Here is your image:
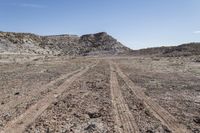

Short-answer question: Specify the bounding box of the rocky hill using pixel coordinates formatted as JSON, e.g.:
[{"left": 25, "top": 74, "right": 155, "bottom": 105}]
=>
[
  {"left": 0, "top": 32, "right": 132, "bottom": 56},
  {"left": 133, "top": 43, "right": 200, "bottom": 57}
]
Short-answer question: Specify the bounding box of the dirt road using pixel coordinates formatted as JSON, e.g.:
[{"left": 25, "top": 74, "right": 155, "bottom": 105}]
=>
[
  {"left": 112, "top": 61, "right": 190, "bottom": 133},
  {"left": 110, "top": 62, "right": 139, "bottom": 133}
]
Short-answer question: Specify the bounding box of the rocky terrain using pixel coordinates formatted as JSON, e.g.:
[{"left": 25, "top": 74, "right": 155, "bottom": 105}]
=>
[
  {"left": 0, "top": 32, "right": 131, "bottom": 56},
  {"left": 0, "top": 55, "right": 199, "bottom": 133},
  {"left": 134, "top": 43, "right": 200, "bottom": 57},
  {"left": 0, "top": 31, "right": 200, "bottom": 133}
]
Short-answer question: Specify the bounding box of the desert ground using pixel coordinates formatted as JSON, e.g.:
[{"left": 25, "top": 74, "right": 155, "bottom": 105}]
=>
[{"left": 0, "top": 54, "right": 199, "bottom": 133}]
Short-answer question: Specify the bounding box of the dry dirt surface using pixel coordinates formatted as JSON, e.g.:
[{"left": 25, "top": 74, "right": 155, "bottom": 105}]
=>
[{"left": 0, "top": 55, "right": 199, "bottom": 133}]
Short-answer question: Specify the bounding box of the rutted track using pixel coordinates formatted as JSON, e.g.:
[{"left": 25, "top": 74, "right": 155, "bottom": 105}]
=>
[
  {"left": 113, "top": 61, "right": 191, "bottom": 133},
  {"left": 110, "top": 62, "right": 139, "bottom": 133},
  {"left": 0, "top": 67, "right": 84, "bottom": 113},
  {"left": 0, "top": 60, "right": 86, "bottom": 131},
  {"left": 25, "top": 60, "right": 114, "bottom": 133},
  {"left": 1, "top": 62, "right": 98, "bottom": 133}
]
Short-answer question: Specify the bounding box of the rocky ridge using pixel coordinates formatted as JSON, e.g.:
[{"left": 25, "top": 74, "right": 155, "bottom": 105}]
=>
[
  {"left": 134, "top": 43, "right": 200, "bottom": 57},
  {"left": 0, "top": 32, "right": 132, "bottom": 56}
]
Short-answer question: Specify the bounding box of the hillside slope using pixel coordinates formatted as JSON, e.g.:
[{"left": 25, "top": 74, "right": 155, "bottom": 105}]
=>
[
  {"left": 0, "top": 32, "right": 132, "bottom": 56},
  {"left": 134, "top": 43, "right": 200, "bottom": 57}
]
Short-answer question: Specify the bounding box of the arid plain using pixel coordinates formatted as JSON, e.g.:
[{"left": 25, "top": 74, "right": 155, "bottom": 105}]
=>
[{"left": 0, "top": 54, "right": 199, "bottom": 133}]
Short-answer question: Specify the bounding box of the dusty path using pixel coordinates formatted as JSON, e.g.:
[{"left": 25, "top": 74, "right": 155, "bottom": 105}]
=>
[
  {"left": 110, "top": 62, "right": 139, "bottom": 133},
  {"left": 1, "top": 62, "right": 97, "bottom": 133},
  {"left": 113, "top": 61, "right": 190, "bottom": 133}
]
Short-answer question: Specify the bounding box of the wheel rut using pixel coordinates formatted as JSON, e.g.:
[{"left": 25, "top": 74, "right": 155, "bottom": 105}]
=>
[
  {"left": 1, "top": 62, "right": 98, "bottom": 133},
  {"left": 110, "top": 62, "right": 139, "bottom": 133},
  {"left": 0, "top": 67, "right": 84, "bottom": 113},
  {"left": 113, "top": 61, "right": 191, "bottom": 133}
]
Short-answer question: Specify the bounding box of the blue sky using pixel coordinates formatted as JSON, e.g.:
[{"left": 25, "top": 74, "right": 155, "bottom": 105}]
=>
[{"left": 0, "top": 0, "right": 200, "bottom": 49}]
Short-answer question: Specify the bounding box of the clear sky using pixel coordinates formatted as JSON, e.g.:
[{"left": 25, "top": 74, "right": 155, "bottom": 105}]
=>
[{"left": 0, "top": 0, "right": 200, "bottom": 49}]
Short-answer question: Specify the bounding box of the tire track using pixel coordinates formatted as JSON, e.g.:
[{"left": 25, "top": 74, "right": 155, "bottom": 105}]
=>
[
  {"left": 1, "top": 62, "right": 98, "bottom": 133},
  {"left": 0, "top": 67, "right": 83, "bottom": 131},
  {"left": 113, "top": 61, "right": 190, "bottom": 133},
  {"left": 110, "top": 62, "right": 139, "bottom": 133},
  {"left": 0, "top": 67, "right": 84, "bottom": 113}
]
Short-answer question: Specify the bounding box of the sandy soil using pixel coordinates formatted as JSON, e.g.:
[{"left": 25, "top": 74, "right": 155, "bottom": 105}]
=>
[{"left": 0, "top": 55, "right": 199, "bottom": 133}]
